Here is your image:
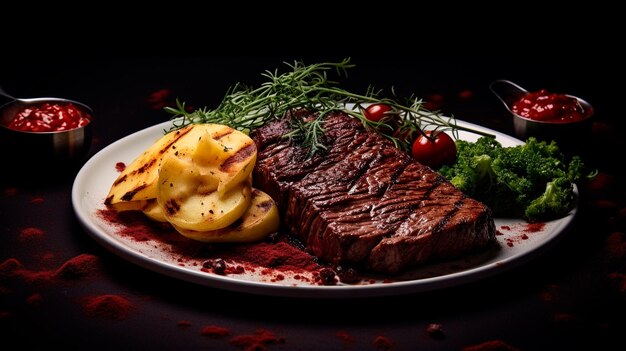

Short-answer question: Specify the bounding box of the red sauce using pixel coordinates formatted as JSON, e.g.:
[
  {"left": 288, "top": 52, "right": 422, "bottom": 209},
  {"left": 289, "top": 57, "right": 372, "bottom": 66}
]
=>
[
  {"left": 115, "top": 162, "right": 126, "bottom": 172},
  {"left": 7, "top": 102, "right": 90, "bottom": 132},
  {"left": 512, "top": 89, "right": 585, "bottom": 123}
]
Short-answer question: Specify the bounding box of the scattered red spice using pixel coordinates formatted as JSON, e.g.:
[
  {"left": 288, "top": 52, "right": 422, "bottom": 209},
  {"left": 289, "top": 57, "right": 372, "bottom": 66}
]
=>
[
  {"left": 0, "top": 254, "right": 99, "bottom": 283},
  {"left": 604, "top": 232, "right": 626, "bottom": 259},
  {"left": 221, "top": 242, "right": 320, "bottom": 273},
  {"left": 584, "top": 172, "right": 616, "bottom": 198},
  {"left": 521, "top": 234, "right": 529, "bottom": 240},
  {"left": 373, "top": 335, "right": 394, "bottom": 350},
  {"left": 81, "top": 294, "right": 134, "bottom": 320},
  {"left": 523, "top": 222, "right": 545, "bottom": 233},
  {"left": 201, "top": 325, "right": 231, "bottom": 338},
  {"left": 0, "top": 258, "right": 24, "bottom": 278},
  {"left": 426, "top": 323, "right": 445, "bottom": 339},
  {"left": 462, "top": 340, "right": 520, "bottom": 351},
  {"left": 607, "top": 272, "right": 626, "bottom": 294},
  {"left": 98, "top": 208, "right": 322, "bottom": 278},
  {"left": 54, "top": 254, "right": 99, "bottom": 280},
  {"left": 177, "top": 320, "right": 192, "bottom": 328},
  {"left": 31, "top": 196, "right": 45, "bottom": 205},
  {"left": 539, "top": 284, "right": 560, "bottom": 303},
  {"left": 424, "top": 94, "right": 444, "bottom": 111},
  {"left": 147, "top": 89, "right": 174, "bottom": 110},
  {"left": 495, "top": 230, "right": 504, "bottom": 236},
  {"left": 115, "top": 162, "right": 126, "bottom": 172},
  {"left": 230, "top": 329, "right": 285, "bottom": 351},
  {"left": 26, "top": 293, "right": 43, "bottom": 306},
  {"left": 4, "top": 187, "right": 18, "bottom": 196},
  {"left": 506, "top": 239, "right": 514, "bottom": 247},
  {"left": 335, "top": 331, "right": 353, "bottom": 346},
  {"left": 592, "top": 199, "right": 619, "bottom": 210},
  {"left": 500, "top": 225, "right": 511, "bottom": 231},
  {"left": 458, "top": 90, "right": 474, "bottom": 100},
  {"left": 553, "top": 312, "right": 576, "bottom": 323},
  {"left": 18, "top": 227, "right": 45, "bottom": 241}
]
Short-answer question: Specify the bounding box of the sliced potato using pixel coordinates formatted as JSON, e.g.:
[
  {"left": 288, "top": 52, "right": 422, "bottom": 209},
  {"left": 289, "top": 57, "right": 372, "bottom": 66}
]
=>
[
  {"left": 173, "top": 189, "right": 280, "bottom": 242},
  {"left": 193, "top": 127, "right": 257, "bottom": 196},
  {"left": 105, "top": 199, "right": 148, "bottom": 212},
  {"left": 142, "top": 199, "right": 167, "bottom": 222},
  {"left": 157, "top": 153, "right": 252, "bottom": 231},
  {"left": 106, "top": 124, "right": 256, "bottom": 206},
  {"left": 106, "top": 124, "right": 208, "bottom": 205}
]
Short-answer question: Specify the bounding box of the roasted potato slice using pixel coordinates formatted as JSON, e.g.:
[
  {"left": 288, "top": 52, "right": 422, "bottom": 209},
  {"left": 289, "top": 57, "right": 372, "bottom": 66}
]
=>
[
  {"left": 173, "top": 189, "right": 279, "bottom": 242},
  {"left": 157, "top": 153, "right": 252, "bottom": 231}
]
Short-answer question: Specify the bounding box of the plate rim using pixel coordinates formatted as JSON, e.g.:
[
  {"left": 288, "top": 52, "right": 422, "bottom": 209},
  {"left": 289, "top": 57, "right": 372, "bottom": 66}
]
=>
[{"left": 72, "top": 118, "right": 577, "bottom": 298}]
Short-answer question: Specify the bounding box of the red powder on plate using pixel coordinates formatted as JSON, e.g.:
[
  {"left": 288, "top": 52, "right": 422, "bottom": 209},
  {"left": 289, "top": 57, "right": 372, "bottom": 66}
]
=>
[
  {"left": 18, "top": 227, "right": 45, "bottom": 241},
  {"left": 26, "top": 293, "right": 43, "bottom": 306},
  {"left": 81, "top": 294, "right": 134, "bottom": 320},
  {"left": 373, "top": 335, "right": 393, "bottom": 350},
  {"left": 230, "top": 329, "right": 285, "bottom": 351},
  {"left": 54, "top": 254, "right": 99, "bottom": 280},
  {"left": 523, "top": 222, "right": 545, "bottom": 233},
  {"left": 500, "top": 225, "right": 511, "bottom": 231},
  {"left": 462, "top": 340, "right": 520, "bottom": 351},
  {"left": 31, "top": 196, "right": 45, "bottom": 205},
  {"left": 115, "top": 162, "right": 126, "bottom": 172},
  {"left": 201, "top": 325, "right": 230, "bottom": 338},
  {"left": 221, "top": 242, "right": 320, "bottom": 273},
  {"left": 98, "top": 208, "right": 322, "bottom": 276}
]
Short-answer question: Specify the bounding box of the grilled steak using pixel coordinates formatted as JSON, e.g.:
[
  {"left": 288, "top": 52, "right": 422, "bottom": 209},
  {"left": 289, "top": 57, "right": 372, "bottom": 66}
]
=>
[{"left": 251, "top": 110, "right": 496, "bottom": 274}]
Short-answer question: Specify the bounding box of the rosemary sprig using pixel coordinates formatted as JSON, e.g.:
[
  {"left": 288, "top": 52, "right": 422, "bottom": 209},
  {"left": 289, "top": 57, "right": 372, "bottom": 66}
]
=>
[{"left": 165, "top": 58, "right": 494, "bottom": 155}]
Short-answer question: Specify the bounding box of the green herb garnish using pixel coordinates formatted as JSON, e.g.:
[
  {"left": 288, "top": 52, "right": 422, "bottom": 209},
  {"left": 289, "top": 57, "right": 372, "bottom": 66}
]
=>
[{"left": 165, "top": 58, "right": 494, "bottom": 156}]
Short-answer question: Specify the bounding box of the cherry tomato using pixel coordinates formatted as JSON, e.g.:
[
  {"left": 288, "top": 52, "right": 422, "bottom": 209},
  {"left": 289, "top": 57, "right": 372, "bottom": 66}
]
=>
[
  {"left": 411, "top": 131, "right": 457, "bottom": 169},
  {"left": 363, "top": 103, "right": 392, "bottom": 122}
]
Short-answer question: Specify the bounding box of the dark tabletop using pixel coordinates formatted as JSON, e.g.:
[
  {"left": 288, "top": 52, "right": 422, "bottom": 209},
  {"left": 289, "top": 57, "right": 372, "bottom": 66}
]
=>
[{"left": 1, "top": 57, "right": 624, "bottom": 350}]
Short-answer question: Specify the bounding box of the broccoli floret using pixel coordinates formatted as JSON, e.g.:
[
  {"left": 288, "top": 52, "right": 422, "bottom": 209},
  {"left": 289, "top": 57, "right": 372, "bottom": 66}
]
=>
[
  {"left": 440, "top": 136, "right": 585, "bottom": 221},
  {"left": 525, "top": 177, "right": 574, "bottom": 221}
]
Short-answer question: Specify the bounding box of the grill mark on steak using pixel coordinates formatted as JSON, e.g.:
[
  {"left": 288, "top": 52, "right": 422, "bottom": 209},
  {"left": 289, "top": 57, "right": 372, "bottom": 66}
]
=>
[{"left": 251, "top": 111, "right": 496, "bottom": 273}]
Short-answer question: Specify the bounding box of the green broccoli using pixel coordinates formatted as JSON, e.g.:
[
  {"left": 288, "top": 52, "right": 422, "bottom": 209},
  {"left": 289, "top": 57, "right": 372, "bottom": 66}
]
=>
[
  {"left": 525, "top": 177, "right": 575, "bottom": 220},
  {"left": 440, "top": 136, "right": 585, "bottom": 221}
]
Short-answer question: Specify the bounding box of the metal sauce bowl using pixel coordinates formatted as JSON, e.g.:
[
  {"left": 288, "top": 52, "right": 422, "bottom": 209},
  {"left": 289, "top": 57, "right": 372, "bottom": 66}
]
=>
[
  {"left": 490, "top": 80, "right": 594, "bottom": 154},
  {"left": 0, "top": 96, "right": 93, "bottom": 172}
]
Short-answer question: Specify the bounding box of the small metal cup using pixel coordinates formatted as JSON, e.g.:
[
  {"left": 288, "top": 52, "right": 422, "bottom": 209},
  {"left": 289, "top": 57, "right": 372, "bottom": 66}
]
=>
[
  {"left": 490, "top": 80, "right": 594, "bottom": 154},
  {"left": 0, "top": 97, "right": 93, "bottom": 172}
]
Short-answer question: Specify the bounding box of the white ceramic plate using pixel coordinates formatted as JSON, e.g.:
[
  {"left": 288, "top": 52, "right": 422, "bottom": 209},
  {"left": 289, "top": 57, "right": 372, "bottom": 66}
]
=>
[{"left": 72, "top": 119, "right": 577, "bottom": 298}]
